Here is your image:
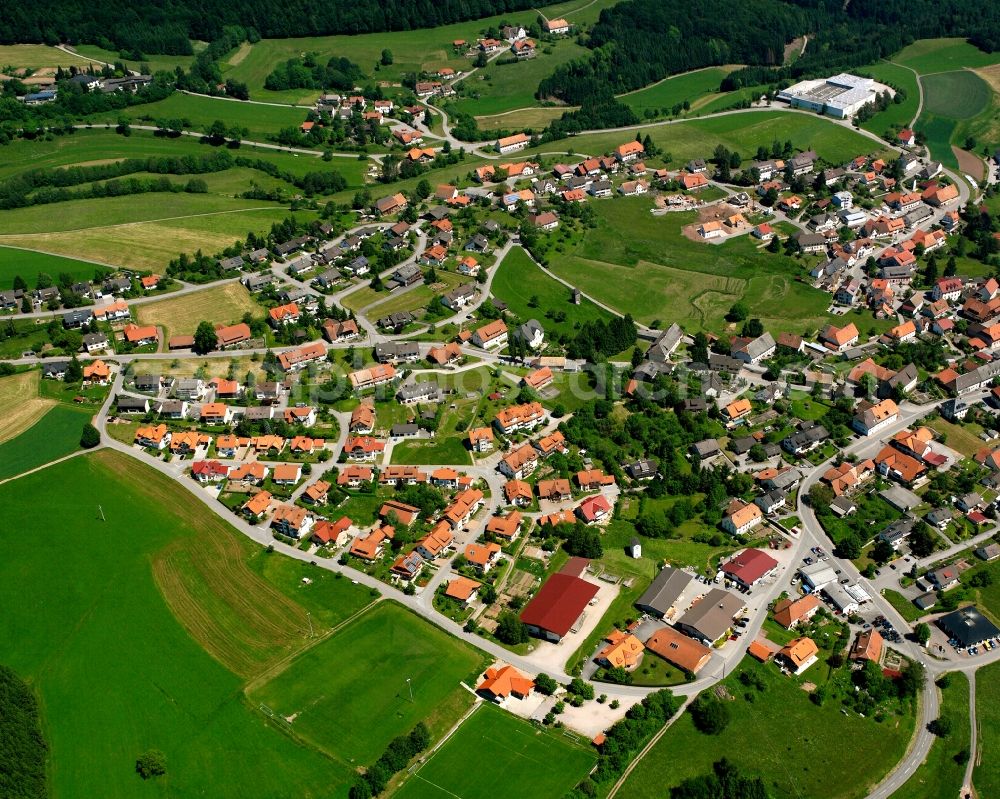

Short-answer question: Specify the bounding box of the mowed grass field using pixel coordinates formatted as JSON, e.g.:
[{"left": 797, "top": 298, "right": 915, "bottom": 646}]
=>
[
  {"left": 135, "top": 282, "right": 263, "bottom": 339},
  {"left": 860, "top": 62, "right": 920, "bottom": 132},
  {"left": 249, "top": 601, "right": 486, "bottom": 766},
  {"left": 0, "top": 43, "right": 96, "bottom": 70},
  {"left": 523, "top": 110, "right": 888, "bottom": 165},
  {"left": 222, "top": 0, "right": 621, "bottom": 102},
  {"left": 894, "top": 672, "right": 970, "bottom": 799},
  {"left": 921, "top": 70, "right": 991, "bottom": 118},
  {"left": 620, "top": 67, "right": 734, "bottom": 117},
  {"left": 546, "top": 197, "right": 835, "bottom": 333},
  {"left": 0, "top": 450, "right": 368, "bottom": 798},
  {"left": 394, "top": 703, "right": 595, "bottom": 799},
  {"left": 621, "top": 659, "right": 914, "bottom": 799},
  {"left": 894, "top": 38, "right": 1000, "bottom": 75},
  {"left": 0, "top": 403, "right": 93, "bottom": 480},
  {"left": 975, "top": 660, "right": 1000, "bottom": 798},
  {"left": 115, "top": 93, "right": 311, "bottom": 142},
  {"left": 490, "top": 246, "right": 613, "bottom": 339},
  {"left": 0, "top": 369, "right": 55, "bottom": 444},
  {"left": 0, "top": 200, "right": 299, "bottom": 270},
  {"left": 391, "top": 436, "right": 472, "bottom": 466},
  {"left": 0, "top": 245, "right": 102, "bottom": 290},
  {"left": 452, "top": 38, "right": 589, "bottom": 117},
  {"left": 73, "top": 43, "right": 201, "bottom": 75},
  {"left": 475, "top": 106, "right": 569, "bottom": 132}
]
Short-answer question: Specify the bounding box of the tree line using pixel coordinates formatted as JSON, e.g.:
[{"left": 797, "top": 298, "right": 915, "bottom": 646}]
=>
[
  {"left": 0, "top": 665, "right": 47, "bottom": 799},
  {"left": 0, "top": 0, "right": 542, "bottom": 55},
  {"left": 264, "top": 54, "right": 364, "bottom": 92}
]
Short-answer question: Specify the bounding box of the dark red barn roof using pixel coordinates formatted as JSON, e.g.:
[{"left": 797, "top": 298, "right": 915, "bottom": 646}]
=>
[
  {"left": 721, "top": 548, "right": 778, "bottom": 586},
  {"left": 519, "top": 573, "right": 598, "bottom": 638}
]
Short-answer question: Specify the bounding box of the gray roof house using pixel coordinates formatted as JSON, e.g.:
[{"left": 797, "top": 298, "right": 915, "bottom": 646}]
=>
[
  {"left": 635, "top": 566, "right": 694, "bottom": 619},
  {"left": 397, "top": 382, "right": 439, "bottom": 404}
]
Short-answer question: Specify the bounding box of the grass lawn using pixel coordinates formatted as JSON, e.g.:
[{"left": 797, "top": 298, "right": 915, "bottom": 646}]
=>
[
  {"left": 0, "top": 245, "right": 104, "bottom": 290},
  {"left": 453, "top": 38, "right": 589, "bottom": 117},
  {"left": 881, "top": 589, "right": 924, "bottom": 623},
  {"left": 0, "top": 369, "right": 54, "bottom": 444},
  {"left": 118, "top": 93, "right": 309, "bottom": 142},
  {"left": 0, "top": 404, "right": 93, "bottom": 479},
  {"left": 545, "top": 197, "right": 836, "bottom": 333},
  {"left": 621, "top": 658, "right": 915, "bottom": 799},
  {"left": 789, "top": 392, "right": 831, "bottom": 421},
  {"left": 894, "top": 672, "right": 970, "bottom": 799},
  {"left": 0, "top": 43, "right": 96, "bottom": 69},
  {"left": 0, "top": 450, "right": 359, "bottom": 798},
  {"left": 393, "top": 702, "right": 595, "bottom": 799},
  {"left": 599, "top": 515, "right": 737, "bottom": 579},
  {"left": 489, "top": 246, "right": 613, "bottom": 339},
  {"left": 391, "top": 435, "right": 472, "bottom": 466},
  {"left": 524, "top": 110, "right": 888, "bottom": 165},
  {"left": 135, "top": 282, "right": 264, "bottom": 339},
  {"left": 620, "top": 67, "right": 733, "bottom": 118},
  {"left": 249, "top": 601, "right": 486, "bottom": 766},
  {"left": 365, "top": 272, "right": 469, "bottom": 318},
  {"left": 923, "top": 416, "right": 986, "bottom": 458},
  {"left": 73, "top": 43, "right": 199, "bottom": 75},
  {"left": 861, "top": 62, "right": 920, "bottom": 132},
  {"left": 894, "top": 38, "right": 1000, "bottom": 75},
  {"left": 921, "top": 70, "right": 991, "bottom": 119},
  {"left": 974, "top": 659, "right": 1000, "bottom": 798}
]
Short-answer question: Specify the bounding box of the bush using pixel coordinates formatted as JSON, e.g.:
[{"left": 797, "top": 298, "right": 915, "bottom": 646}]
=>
[
  {"left": 135, "top": 750, "right": 167, "bottom": 779},
  {"left": 689, "top": 693, "right": 730, "bottom": 735},
  {"left": 80, "top": 422, "right": 100, "bottom": 448}
]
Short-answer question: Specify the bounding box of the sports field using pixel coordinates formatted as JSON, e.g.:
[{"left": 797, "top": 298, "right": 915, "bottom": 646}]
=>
[
  {"left": 249, "top": 601, "right": 486, "bottom": 765},
  {"left": 0, "top": 404, "right": 93, "bottom": 480},
  {"left": 522, "top": 110, "right": 888, "bottom": 166},
  {"left": 135, "top": 282, "right": 263, "bottom": 340},
  {"left": 620, "top": 67, "right": 733, "bottom": 118},
  {"left": 394, "top": 703, "right": 595, "bottom": 799},
  {"left": 545, "top": 197, "right": 838, "bottom": 333},
  {"left": 620, "top": 659, "right": 915, "bottom": 799},
  {"left": 894, "top": 672, "right": 970, "bottom": 799},
  {"left": 489, "top": 246, "right": 613, "bottom": 340},
  {"left": 0, "top": 450, "right": 367, "bottom": 797}
]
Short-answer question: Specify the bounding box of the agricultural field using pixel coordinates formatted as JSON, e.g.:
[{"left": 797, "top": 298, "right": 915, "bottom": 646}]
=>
[
  {"left": 975, "top": 660, "right": 1000, "bottom": 799},
  {"left": 620, "top": 67, "right": 734, "bottom": 118},
  {"left": 921, "top": 71, "right": 991, "bottom": 119},
  {"left": 894, "top": 672, "right": 970, "bottom": 799},
  {"left": 364, "top": 271, "right": 470, "bottom": 318},
  {"left": 0, "top": 197, "right": 300, "bottom": 270},
  {"left": 620, "top": 658, "right": 915, "bottom": 799},
  {"left": 0, "top": 403, "right": 93, "bottom": 480},
  {"left": 452, "top": 38, "right": 589, "bottom": 118},
  {"left": 0, "top": 369, "right": 55, "bottom": 444},
  {"left": 489, "top": 246, "right": 613, "bottom": 340},
  {"left": 116, "top": 93, "right": 313, "bottom": 143},
  {"left": 0, "top": 450, "right": 368, "bottom": 798},
  {"left": 523, "top": 110, "right": 889, "bottom": 166},
  {"left": 393, "top": 703, "right": 595, "bottom": 799},
  {"left": 474, "top": 106, "right": 568, "bottom": 133},
  {"left": 0, "top": 246, "right": 105, "bottom": 291},
  {"left": 248, "top": 602, "right": 486, "bottom": 765},
  {"left": 135, "top": 282, "right": 264, "bottom": 340},
  {"left": 0, "top": 129, "right": 341, "bottom": 182},
  {"left": 0, "top": 43, "right": 97, "bottom": 70},
  {"left": 894, "top": 38, "right": 1000, "bottom": 75},
  {"left": 859, "top": 62, "right": 921, "bottom": 133},
  {"left": 222, "top": 0, "right": 621, "bottom": 103},
  {"left": 545, "top": 197, "right": 838, "bottom": 333},
  {"left": 72, "top": 43, "right": 201, "bottom": 75}
]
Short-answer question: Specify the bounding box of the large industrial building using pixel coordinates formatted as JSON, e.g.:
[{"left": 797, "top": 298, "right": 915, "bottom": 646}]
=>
[{"left": 777, "top": 73, "right": 880, "bottom": 118}]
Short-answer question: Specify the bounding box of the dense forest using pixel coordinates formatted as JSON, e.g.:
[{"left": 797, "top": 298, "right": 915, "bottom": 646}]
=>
[
  {"left": 0, "top": 0, "right": 541, "bottom": 54},
  {"left": 0, "top": 666, "right": 47, "bottom": 799}
]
